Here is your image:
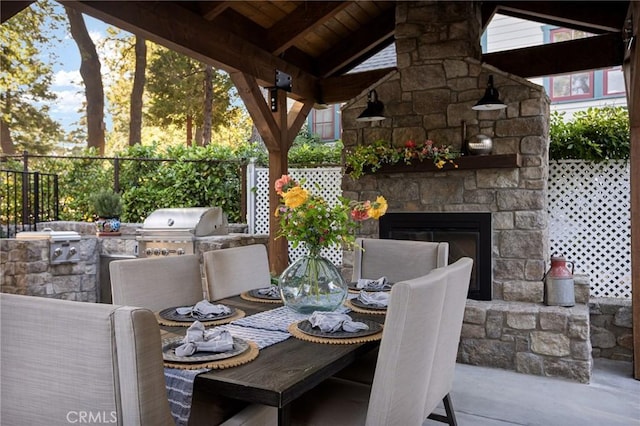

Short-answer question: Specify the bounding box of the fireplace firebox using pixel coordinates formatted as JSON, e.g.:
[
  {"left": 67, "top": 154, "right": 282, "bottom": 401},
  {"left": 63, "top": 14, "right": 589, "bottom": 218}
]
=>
[{"left": 379, "top": 212, "right": 492, "bottom": 300}]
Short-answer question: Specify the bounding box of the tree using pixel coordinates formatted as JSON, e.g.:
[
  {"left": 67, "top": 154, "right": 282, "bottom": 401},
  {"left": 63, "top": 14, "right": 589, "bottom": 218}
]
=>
[
  {"left": 65, "top": 6, "right": 105, "bottom": 154},
  {"left": 129, "top": 36, "right": 146, "bottom": 146},
  {"left": 0, "top": 0, "right": 63, "bottom": 154}
]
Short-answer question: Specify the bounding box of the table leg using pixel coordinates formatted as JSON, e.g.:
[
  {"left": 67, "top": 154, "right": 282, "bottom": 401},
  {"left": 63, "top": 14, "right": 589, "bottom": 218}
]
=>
[{"left": 278, "top": 404, "right": 291, "bottom": 426}]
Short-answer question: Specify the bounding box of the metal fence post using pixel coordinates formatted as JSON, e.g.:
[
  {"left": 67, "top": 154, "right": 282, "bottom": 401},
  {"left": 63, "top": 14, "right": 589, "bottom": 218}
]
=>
[
  {"left": 246, "top": 158, "right": 257, "bottom": 234},
  {"left": 21, "top": 150, "right": 29, "bottom": 228},
  {"left": 114, "top": 156, "right": 120, "bottom": 193},
  {"left": 33, "top": 172, "right": 39, "bottom": 230}
]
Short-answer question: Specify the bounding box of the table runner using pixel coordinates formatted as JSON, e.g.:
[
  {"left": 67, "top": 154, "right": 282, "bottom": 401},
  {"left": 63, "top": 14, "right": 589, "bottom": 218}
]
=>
[{"left": 164, "top": 325, "right": 290, "bottom": 425}]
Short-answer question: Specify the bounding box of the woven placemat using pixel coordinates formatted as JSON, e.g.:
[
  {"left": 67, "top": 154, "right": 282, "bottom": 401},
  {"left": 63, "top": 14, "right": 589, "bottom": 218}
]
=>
[
  {"left": 163, "top": 340, "right": 259, "bottom": 370},
  {"left": 156, "top": 309, "right": 245, "bottom": 327},
  {"left": 240, "top": 291, "right": 282, "bottom": 304},
  {"left": 287, "top": 322, "right": 383, "bottom": 345},
  {"left": 345, "top": 299, "right": 386, "bottom": 315}
]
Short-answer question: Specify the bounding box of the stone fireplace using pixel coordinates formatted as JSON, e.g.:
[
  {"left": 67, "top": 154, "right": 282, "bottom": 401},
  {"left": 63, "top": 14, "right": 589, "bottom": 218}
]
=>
[{"left": 340, "top": 1, "right": 592, "bottom": 383}]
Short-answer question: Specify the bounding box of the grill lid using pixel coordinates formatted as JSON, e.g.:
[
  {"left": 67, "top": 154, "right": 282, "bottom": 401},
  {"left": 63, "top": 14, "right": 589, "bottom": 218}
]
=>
[{"left": 140, "top": 207, "right": 228, "bottom": 237}]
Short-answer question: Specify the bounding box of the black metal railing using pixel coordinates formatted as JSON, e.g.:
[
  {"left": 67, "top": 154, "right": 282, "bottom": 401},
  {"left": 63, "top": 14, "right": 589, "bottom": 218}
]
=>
[{"left": 1, "top": 168, "right": 59, "bottom": 237}]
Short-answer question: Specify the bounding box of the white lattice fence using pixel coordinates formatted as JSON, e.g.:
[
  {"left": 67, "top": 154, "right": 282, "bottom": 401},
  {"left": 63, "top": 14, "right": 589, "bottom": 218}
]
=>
[
  {"left": 548, "top": 160, "right": 631, "bottom": 299},
  {"left": 246, "top": 164, "right": 343, "bottom": 266}
]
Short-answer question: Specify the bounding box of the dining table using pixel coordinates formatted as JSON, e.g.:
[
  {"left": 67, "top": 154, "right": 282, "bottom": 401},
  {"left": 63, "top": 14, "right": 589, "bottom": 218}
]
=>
[{"left": 160, "top": 294, "right": 385, "bottom": 426}]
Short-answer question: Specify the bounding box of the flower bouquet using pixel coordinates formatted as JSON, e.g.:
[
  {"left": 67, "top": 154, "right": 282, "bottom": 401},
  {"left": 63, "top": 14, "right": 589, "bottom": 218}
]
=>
[{"left": 275, "top": 174, "right": 387, "bottom": 313}]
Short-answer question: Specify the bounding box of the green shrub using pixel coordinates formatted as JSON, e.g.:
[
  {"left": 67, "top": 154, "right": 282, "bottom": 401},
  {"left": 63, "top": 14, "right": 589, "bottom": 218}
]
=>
[
  {"left": 90, "top": 189, "right": 123, "bottom": 218},
  {"left": 549, "top": 106, "right": 630, "bottom": 161}
]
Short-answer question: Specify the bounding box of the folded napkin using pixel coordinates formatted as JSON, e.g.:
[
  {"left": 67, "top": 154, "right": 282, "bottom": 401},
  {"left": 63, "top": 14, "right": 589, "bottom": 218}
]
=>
[
  {"left": 308, "top": 312, "right": 369, "bottom": 333},
  {"left": 356, "top": 276, "right": 391, "bottom": 291},
  {"left": 358, "top": 291, "right": 389, "bottom": 307},
  {"left": 256, "top": 286, "right": 280, "bottom": 298},
  {"left": 175, "top": 300, "right": 231, "bottom": 318},
  {"left": 175, "top": 321, "right": 234, "bottom": 357}
]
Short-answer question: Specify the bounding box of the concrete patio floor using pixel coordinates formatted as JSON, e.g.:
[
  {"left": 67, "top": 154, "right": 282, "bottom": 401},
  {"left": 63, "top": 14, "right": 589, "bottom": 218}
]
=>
[{"left": 425, "top": 359, "right": 640, "bottom": 426}]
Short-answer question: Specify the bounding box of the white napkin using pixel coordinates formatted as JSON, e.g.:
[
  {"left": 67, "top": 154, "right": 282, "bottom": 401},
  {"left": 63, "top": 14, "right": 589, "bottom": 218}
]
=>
[
  {"left": 175, "top": 300, "right": 231, "bottom": 318},
  {"left": 358, "top": 291, "right": 389, "bottom": 307},
  {"left": 256, "top": 286, "right": 280, "bottom": 298},
  {"left": 308, "top": 312, "right": 369, "bottom": 333},
  {"left": 356, "top": 276, "right": 391, "bottom": 291},
  {"left": 175, "top": 321, "right": 234, "bottom": 357}
]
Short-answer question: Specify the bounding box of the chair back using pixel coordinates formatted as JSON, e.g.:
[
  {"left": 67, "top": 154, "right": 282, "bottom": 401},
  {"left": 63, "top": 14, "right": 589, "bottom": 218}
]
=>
[
  {"left": 203, "top": 244, "right": 271, "bottom": 300},
  {"left": 366, "top": 267, "right": 448, "bottom": 426},
  {"left": 424, "top": 257, "right": 474, "bottom": 416},
  {"left": 0, "top": 293, "right": 174, "bottom": 426},
  {"left": 109, "top": 254, "right": 204, "bottom": 311},
  {"left": 352, "top": 238, "right": 449, "bottom": 283}
]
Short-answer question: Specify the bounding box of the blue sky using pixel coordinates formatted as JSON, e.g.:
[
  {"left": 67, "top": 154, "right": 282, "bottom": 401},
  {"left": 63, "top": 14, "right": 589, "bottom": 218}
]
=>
[{"left": 47, "top": 2, "right": 118, "bottom": 132}]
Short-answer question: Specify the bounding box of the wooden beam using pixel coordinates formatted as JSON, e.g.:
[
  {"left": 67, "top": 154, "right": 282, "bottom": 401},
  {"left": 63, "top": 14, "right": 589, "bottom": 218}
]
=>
[
  {"left": 316, "top": 10, "right": 396, "bottom": 78},
  {"left": 483, "top": 33, "right": 624, "bottom": 78},
  {"left": 623, "top": 0, "right": 640, "bottom": 381},
  {"left": 320, "top": 67, "right": 396, "bottom": 104},
  {"left": 480, "top": 2, "right": 499, "bottom": 33},
  {"left": 267, "top": 1, "right": 350, "bottom": 56},
  {"left": 199, "top": 1, "right": 233, "bottom": 21},
  {"left": 61, "top": 1, "right": 319, "bottom": 101},
  {"left": 493, "top": 1, "right": 628, "bottom": 34},
  {"left": 1, "top": 1, "right": 34, "bottom": 23}
]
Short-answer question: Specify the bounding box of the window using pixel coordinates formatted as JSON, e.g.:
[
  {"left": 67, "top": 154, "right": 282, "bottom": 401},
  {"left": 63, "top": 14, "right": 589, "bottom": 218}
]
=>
[
  {"left": 604, "top": 67, "right": 625, "bottom": 95},
  {"left": 549, "top": 29, "right": 594, "bottom": 101},
  {"left": 311, "top": 106, "right": 337, "bottom": 141}
]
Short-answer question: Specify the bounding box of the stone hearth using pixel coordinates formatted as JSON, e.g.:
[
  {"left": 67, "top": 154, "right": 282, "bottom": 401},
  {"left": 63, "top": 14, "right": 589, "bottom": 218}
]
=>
[{"left": 340, "top": 1, "right": 591, "bottom": 382}]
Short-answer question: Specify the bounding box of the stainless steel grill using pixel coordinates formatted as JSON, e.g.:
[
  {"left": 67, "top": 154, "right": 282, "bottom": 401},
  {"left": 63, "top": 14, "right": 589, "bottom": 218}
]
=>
[
  {"left": 136, "top": 207, "right": 228, "bottom": 257},
  {"left": 15, "top": 229, "right": 82, "bottom": 264}
]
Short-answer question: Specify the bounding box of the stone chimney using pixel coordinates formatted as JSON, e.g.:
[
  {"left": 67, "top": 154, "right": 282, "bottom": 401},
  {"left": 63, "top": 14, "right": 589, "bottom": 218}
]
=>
[{"left": 342, "top": 1, "right": 551, "bottom": 303}]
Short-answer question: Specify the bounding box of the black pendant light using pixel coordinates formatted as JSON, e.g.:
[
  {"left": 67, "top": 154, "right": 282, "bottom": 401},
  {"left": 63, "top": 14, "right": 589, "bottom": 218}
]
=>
[
  {"left": 356, "top": 90, "right": 385, "bottom": 122},
  {"left": 472, "top": 75, "right": 507, "bottom": 111}
]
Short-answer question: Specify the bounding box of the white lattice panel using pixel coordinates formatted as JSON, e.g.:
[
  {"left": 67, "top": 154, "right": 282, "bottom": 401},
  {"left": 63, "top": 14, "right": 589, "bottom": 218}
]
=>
[
  {"left": 548, "top": 160, "right": 631, "bottom": 299},
  {"left": 249, "top": 167, "right": 343, "bottom": 266}
]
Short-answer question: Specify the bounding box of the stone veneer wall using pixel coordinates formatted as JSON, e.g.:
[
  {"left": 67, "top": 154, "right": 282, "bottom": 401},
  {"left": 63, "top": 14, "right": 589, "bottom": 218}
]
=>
[
  {"left": 0, "top": 221, "right": 268, "bottom": 302},
  {"left": 340, "top": 1, "right": 592, "bottom": 382}
]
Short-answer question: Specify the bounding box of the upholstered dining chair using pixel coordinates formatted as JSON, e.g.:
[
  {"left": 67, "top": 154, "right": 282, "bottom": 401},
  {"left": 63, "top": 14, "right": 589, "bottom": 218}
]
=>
[
  {"left": 0, "top": 293, "right": 175, "bottom": 426},
  {"left": 203, "top": 244, "right": 271, "bottom": 301},
  {"left": 352, "top": 237, "right": 449, "bottom": 283},
  {"left": 109, "top": 254, "right": 205, "bottom": 312},
  {"left": 224, "top": 260, "right": 466, "bottom": 426}
]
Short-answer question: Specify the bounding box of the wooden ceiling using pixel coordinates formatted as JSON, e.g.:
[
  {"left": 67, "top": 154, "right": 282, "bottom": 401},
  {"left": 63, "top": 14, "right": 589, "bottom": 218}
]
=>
[{"left": 2, "top": 1, "right": 632, "bottom": 104}]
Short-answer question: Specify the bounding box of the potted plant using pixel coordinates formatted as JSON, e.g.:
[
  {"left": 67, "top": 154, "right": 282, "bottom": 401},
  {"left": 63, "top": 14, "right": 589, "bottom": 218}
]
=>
[{"left": 91, "top": 189, "right": 123, "bottom": 236}]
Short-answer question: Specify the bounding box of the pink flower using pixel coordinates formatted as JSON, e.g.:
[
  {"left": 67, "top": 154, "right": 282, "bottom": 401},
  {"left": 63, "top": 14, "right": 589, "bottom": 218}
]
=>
[
  {"left": 405, "top": 140, "right": 416, "bottom": 148},
  {"left": 275, "top": 175, "right": 295, "bottom": 195}
]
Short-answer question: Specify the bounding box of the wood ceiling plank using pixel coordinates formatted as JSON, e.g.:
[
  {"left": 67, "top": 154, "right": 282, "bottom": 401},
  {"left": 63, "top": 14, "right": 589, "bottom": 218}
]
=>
[
  {"left": 199, "top": 1, "right": 233, "bottom": 21},
  {"left": 62, "top": 0, "right": 318, "bottom": 101},
  {"left": 268, "top": 1, "right": 349, "bottom": 55},
  {"left": 483, "top": 33, "right": 624, "bottom": 78},
  {"left": 316, "top": 9, "right": 396, "bottom": 78}
]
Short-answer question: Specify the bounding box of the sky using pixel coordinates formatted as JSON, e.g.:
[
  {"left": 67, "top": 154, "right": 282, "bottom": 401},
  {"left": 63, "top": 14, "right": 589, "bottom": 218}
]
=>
[{"left": 45, "top": 2, "right": 118, "bottom": 132}]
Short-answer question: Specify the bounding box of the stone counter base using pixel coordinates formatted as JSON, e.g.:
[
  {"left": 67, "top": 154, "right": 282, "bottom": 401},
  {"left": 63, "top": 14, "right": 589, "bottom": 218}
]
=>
[{"left": 459, "top": 300, "right": 592, "bottom": 383}]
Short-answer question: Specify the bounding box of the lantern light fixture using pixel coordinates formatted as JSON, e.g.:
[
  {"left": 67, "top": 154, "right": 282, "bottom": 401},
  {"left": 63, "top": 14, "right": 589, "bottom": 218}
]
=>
[
  {"left": 472, "top": 75, "right": 507, "bottom": 111},
  {"left": 356, "top": 90, "right": 385, "bottom": 122}
]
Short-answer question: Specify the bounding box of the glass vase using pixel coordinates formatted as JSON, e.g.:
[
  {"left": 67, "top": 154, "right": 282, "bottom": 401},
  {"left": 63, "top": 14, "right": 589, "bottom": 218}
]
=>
[{"left": 279, "top": 250, "right": 347, "bottom": 314}]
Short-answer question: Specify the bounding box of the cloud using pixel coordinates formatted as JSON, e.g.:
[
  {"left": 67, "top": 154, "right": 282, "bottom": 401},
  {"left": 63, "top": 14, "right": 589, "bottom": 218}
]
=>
[
  {"left": 53, "top": 70, "right": 83, "bottom": 88},
  {"left": 51, "top": 89, "right": 85, "bottom": 114}
]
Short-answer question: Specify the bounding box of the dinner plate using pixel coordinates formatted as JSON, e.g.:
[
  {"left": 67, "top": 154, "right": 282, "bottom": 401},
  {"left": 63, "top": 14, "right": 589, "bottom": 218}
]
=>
[
  {"left": 350, "top": 297, "right": 387, "bottom": 311},
  {"left": 296, "top": 318, "right": 382, "bottom": 339},
  {"left": 347, "top": 281, "right": 393, "bottom": 292},
  {"left": 162, "top": 336, "right": 250, "bottom": 363},
  {"left": 248, "top": 287, "right": 281, "bottom": 300},
  {"left": 159, "top": 304, "right": 236, "bottom": 323}
]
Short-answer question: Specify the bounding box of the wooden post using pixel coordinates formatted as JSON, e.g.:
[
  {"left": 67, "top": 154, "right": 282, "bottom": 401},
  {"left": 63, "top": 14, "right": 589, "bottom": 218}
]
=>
[{"left": 623, "top": 1, "right": 640, "bottom": 380}]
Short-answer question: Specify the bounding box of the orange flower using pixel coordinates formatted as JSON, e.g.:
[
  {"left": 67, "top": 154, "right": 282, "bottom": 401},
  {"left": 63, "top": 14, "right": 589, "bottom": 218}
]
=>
[
  {"left": 367, "top": 196, "right": 388, "bottom": 219},
  {"left": 282, "top": 186, "right": 308, "bottom": 208}
]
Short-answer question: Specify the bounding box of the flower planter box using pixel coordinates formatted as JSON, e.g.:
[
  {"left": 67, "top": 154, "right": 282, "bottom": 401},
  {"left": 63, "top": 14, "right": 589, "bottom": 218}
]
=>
[{"left": 351, "top": 153, "right": 521, "bottom": 175}]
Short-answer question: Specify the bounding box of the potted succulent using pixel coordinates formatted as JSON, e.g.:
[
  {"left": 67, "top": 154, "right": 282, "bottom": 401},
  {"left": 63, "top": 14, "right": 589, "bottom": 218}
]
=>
[{"left": 91, "top": 189, "right": 123, "bottom": 236}]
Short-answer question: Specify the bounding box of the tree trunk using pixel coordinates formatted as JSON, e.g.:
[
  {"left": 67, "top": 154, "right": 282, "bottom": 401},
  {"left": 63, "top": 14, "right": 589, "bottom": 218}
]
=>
[
  {"left": 202, "top": 65, "right": 213, "bottom": 146},
  {"left": 129, "top": 36, "right": 146, "bottom": 146},
  {"left": 65, "top": 6, "right": 105, "bottom": 155},
  {"left": 186, "top": 115, "right": 193, "bottom": 146},
  {"left": 0, "top": 92, "right": 15, "bottom": 155}
]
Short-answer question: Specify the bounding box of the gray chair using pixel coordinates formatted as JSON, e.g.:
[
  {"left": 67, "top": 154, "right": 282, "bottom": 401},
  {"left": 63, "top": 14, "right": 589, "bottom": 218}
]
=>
[
  {"left": 109, "top": 254, "right": 205, "bottom": 311},
  {"left": 203, "top": 244, "right": 271, "bottom": 301},
  {"left": 352, "top": 237, "right": 449, "bottom": 283},
  {"left": 226, "top": 259, "right": 474, "bottom": 426},
  {"left": 0, "top": 293, "right": 174, "bottom": 426}
]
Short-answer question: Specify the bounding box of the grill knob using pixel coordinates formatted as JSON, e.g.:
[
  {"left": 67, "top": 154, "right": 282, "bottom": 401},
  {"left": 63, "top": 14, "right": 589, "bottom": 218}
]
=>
[
  {"left": 161, "top": 248, "right": 169, "bottom": 256},
  {"left": 145, "top": 248, "right": 153, "bottom": 256},
  {"left": 53, "top": 248, "right": 62, "bottom": 258},
  {"left": 177, "top": 248, "right": 185, "bottom": 255},
  {"left": 153, "top": 248, "right": 161, "bottom": 256},
  {"left": 68, "top": 247, "right": 77, "bottom": 256}
]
